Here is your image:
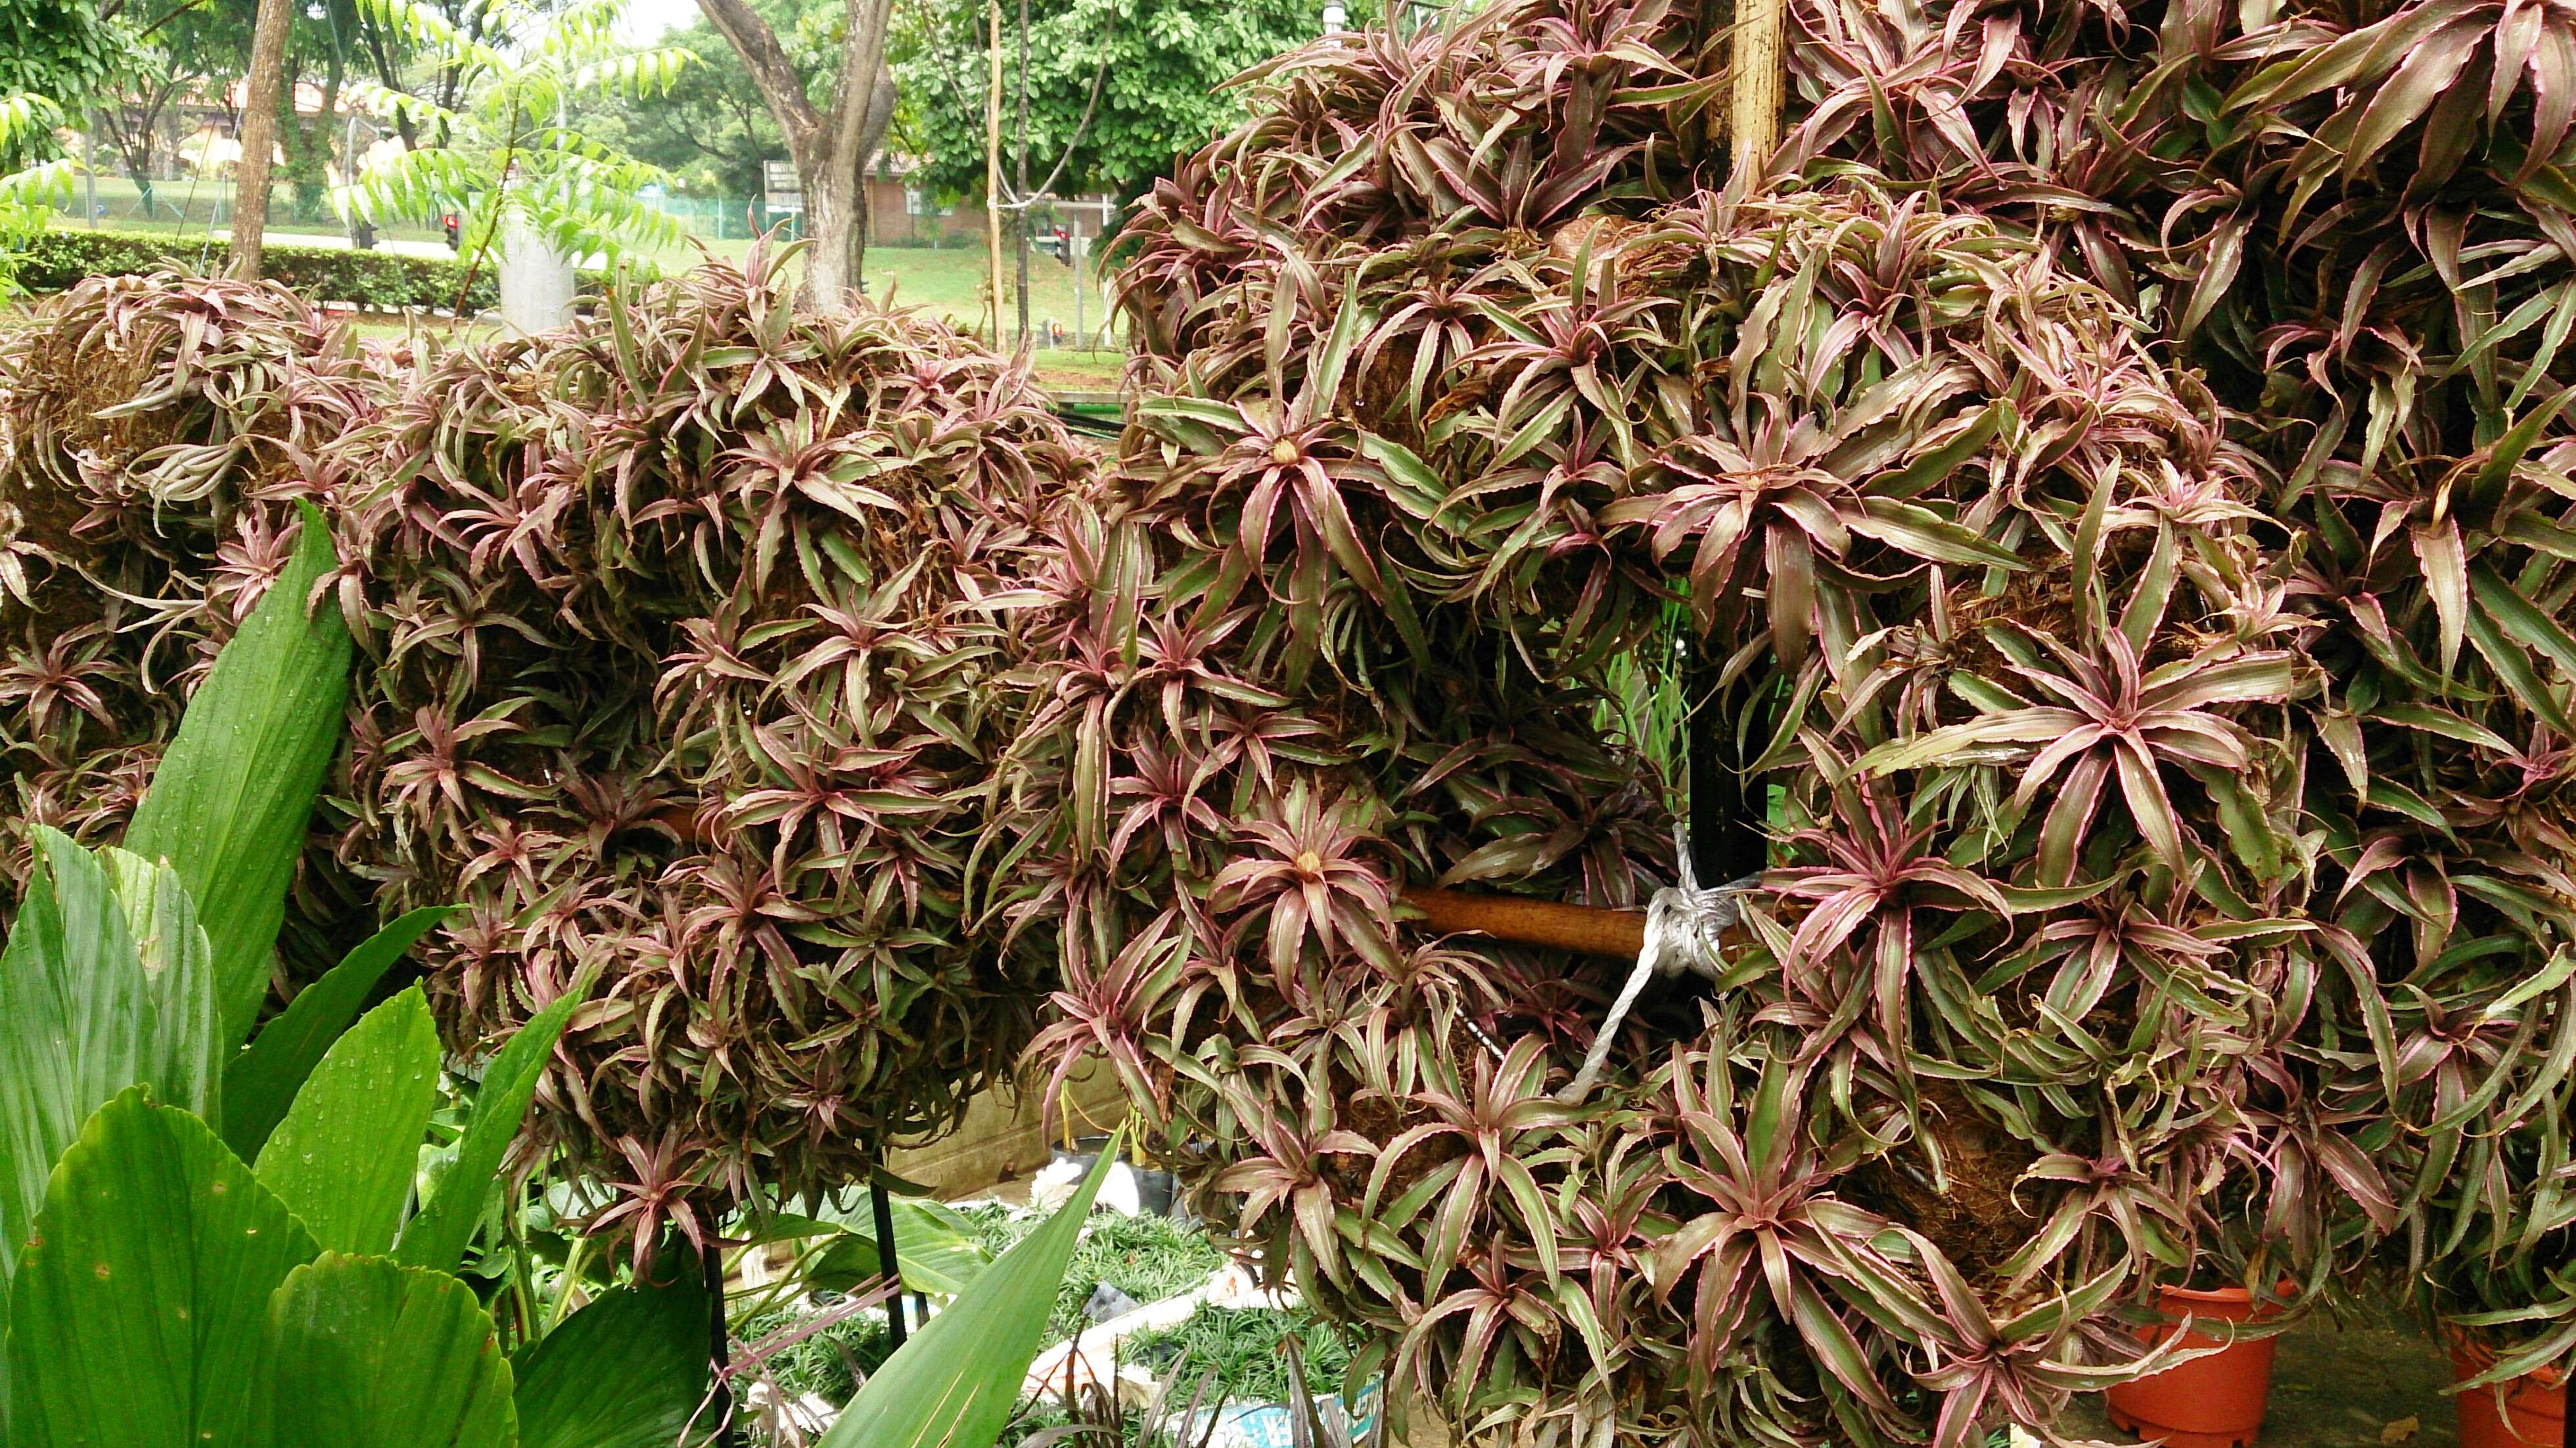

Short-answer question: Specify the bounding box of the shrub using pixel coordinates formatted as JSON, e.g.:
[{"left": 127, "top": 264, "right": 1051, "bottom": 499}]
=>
[
  {"left": 11, "top": 227, "right": 612, "bottom": 313},
  {"left": 0, "top": 270, "right": 384, "bottom": 983},
  {"left": 340, "top": 246, "right": 1095, "bottom": 1256}
]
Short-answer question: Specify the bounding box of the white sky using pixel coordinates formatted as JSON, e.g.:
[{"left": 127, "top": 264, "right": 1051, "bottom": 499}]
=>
[{"left": 615, "top": 0, "right": 703, "bottom": 47}]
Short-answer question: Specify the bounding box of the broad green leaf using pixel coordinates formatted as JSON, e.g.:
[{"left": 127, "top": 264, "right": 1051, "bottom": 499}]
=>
[
  {"left": 817, "top": 1139, "right": 1118, "bottom": 1448},
  {"left": 7, "top": 1087, "right": 319, "bottom": 1448},
  {"left": 1, "top": 831, "right": 216, "bottom": 1298},
  {"left": 397, "top": 993, "right": 578, "bottom": 1275},
  {"left": 254, "top": 989, "right": 441, "bottom": 1257},
  {"left": 260, "top": 1253, "right": 514, "bottom": 1448},
  {"left": 797, "top": 1195, "right": 994, "bottom": 1298},
  {"left": 124, "top": 501, "right": 354, "bottom": 1047},
  {"left": 102, "top": 849, "right": 223, "bottom": 1127},
  {"left": 225, "top": 907, "right": 457, "bottom": 1161},
  {"left": 512, "top": 1275, "right": 709, "bottom": 1448}
]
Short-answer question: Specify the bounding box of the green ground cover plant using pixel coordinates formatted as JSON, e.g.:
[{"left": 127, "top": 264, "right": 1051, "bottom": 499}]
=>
[{"left": 1121, "top": 1306, "right": 1360, "bottom": 1407}]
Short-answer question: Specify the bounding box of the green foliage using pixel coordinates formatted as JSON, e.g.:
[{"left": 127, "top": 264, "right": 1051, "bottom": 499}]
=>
[
  {"left": 8, "top": 1088, "right": 323, "bottom": 1448},
  {"left": 260, "top": 1254, "right": 517, "bottom": 1448},
  {"left": 126, "top": 501, "right": 353, "bottom": 1045},
  {"left": 952, "top": 1203, "right": 1231, "bottom": 1344},
  {"left": 511, "top": 1275, "right": 711, "bottom": 1448},
  {"left": 576, "top": 0, "right": 819, "bottom": 198},
  {"left": 0, "top": 835, "right": 219, "bottom": 1340},
  {"left": 7, "top": 227, "right": 543, "bottom": 310},
  {"left": 736, "top": 1304, "right": 896, "bottom": 1406},
  {"left": 337, "top": 0, "right": 691, "bottom": 268},
  {"left": 817, "top": 1145, "right": 1118, "bottom": 1448},
  {"left": 395, "top": 993, "right": 578, "bottom": 1276},
  {"left": 251, "top": 988, "right": 442, "bottom": 1257},
  {"left": 894, "top": 0, "right": 1364, "bottom": 202},
  {"left": 0, "top": 556, "right": 727, "bottom": 1448},
  {"left": 225, "top": 908, "right": 458, "bottom": 1160},
  {"left": 783, "top": 1194, "right": 996, "bottom": 1300},
  {"left": 0, "top": 1, "right": 124, "bottom": 129},
  {"left": 1032, "top": 1209, "right": 1223, "bottom": 1344},
  {"left": 1121, "top": 1306, "right": 1359, "bottom": 1407}
]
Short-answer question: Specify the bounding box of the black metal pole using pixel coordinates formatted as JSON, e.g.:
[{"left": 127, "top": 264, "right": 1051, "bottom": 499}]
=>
[
  {"left": 870, "top": 1176, "right": 908, "bottom": 1351},
  {"left": 702, "top": 1237, "right": 737, "bottom": 1447},
  {"left": 1686, "top": 639, "right": 1768, "bottom": 883}
]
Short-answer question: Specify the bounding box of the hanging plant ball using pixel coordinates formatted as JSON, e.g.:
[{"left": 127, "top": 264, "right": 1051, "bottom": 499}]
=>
[
  {"left": 0, "top": 270, "right": 383, "bottom": 984},
  {"left": 341, "top": 252, "right": 1094, "bottom": 1254},
  {"left": 1006, "top": 3, "right": 2358, "bottom": 1442}
]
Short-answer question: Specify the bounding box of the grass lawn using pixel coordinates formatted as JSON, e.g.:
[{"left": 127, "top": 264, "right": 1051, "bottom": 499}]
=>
[
  {"left": 60, "top": 176, "right": 1122, "bottom": 343},
  {"left": 670, "top": 236, "right": 1124, "bottom": 351},
  {"left": 58, "top": 173, "right": 449, "bottom": 245},
  {"left": 55, "top": 177, "right": 1131, "bottom": 394}
]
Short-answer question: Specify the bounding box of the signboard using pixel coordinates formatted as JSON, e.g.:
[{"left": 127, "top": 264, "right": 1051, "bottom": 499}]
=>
[{"left": 762, "top": 160, "right": 802, "bottom": 215}]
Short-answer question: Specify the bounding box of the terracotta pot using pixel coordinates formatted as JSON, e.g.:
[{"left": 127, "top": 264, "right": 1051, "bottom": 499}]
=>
[
  {"left": 2450, "top": 1342, "right": 2567, "bottom": 1448},
  {"left": 2103, "top": 1286, "right": 2281, "bottom": 1448}
]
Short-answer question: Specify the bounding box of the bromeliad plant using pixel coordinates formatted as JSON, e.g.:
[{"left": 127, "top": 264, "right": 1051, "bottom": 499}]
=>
[
  {"left": 0, "top": 491, "right": 1126, "bottom": 1448},
  {"left": 1004, "top": 0, "right": 2424, "bottom": 1442},
  {"left": 0, "top": 509, "right": 716, "bottom": 1448},
  {"left": 340, "top": 244, "right": 1095, "bottom": 1259},
  {"left": 1026, "top": 0, "right": 2576, "bottom": 1435},
  {"left": 1768, "top": 0, "right": 2576, "bottom": 1399},
  {"left": 0, "top": 272, "right": 385, "bottom": 983}
]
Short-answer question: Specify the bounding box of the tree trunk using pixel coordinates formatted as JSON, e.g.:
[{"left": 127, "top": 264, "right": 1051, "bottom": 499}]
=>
[
  {"left": 802, "top": 162, "right": 863, "bottom": 302},
  {"left": 697, "top": 0, "right": 896, "bottom": 313},
  {"left": 228, "top": 0, "right": 295, "bottom": 280},
  {"left": 787, "top": 65, "right": 894, "bottom": 310}
]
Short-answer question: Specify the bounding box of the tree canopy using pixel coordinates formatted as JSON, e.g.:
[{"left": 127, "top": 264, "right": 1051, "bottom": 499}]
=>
[
  {"left": 0, "top": 0, "right": 127, "bottom": 142},
  {"left": 584, "top": 0, "right": 830, "bottom": 198},
  {"left": 586, "top": 0, "right": 1358, "bottom": 206},
  {"left": 894, "top": 0, "right": 1352, "bottom": 204}
]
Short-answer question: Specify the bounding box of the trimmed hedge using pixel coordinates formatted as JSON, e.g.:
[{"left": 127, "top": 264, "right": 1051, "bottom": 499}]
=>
[{"left": 14, "top": 228, "right": 609, "bottom": 313}]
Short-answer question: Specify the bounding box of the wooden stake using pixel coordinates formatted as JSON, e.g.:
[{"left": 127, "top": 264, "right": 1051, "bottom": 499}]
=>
[
  {"left": 1729, "top": 0, "right": 1787, "bottom": 176},
  {"left": 985, "top": 0, "right": 1007, "bottom": 346}
]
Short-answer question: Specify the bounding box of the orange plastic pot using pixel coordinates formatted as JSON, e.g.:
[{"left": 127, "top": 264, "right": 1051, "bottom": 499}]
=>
[
  {"left": 2103, "top": 1286, "right": 2281, "bottom": 1448},
  {"left": 2449, "top": 1342, "right": 2566, "bottom": 1448}
]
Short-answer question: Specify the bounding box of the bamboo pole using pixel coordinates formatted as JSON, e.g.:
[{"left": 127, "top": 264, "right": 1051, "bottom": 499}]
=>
[
  {"left": 1729, "top": 0, "right": 1786, "bottom": 175},
  {"left": 1401, "top": 887, "right": 1645, "bottom": 960},
  {"left": 655, "top": 803, "right": 1666, "bottom": 963},
  {"left": 984, "top": 0, "right": 1007, "bottom": 346}
]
